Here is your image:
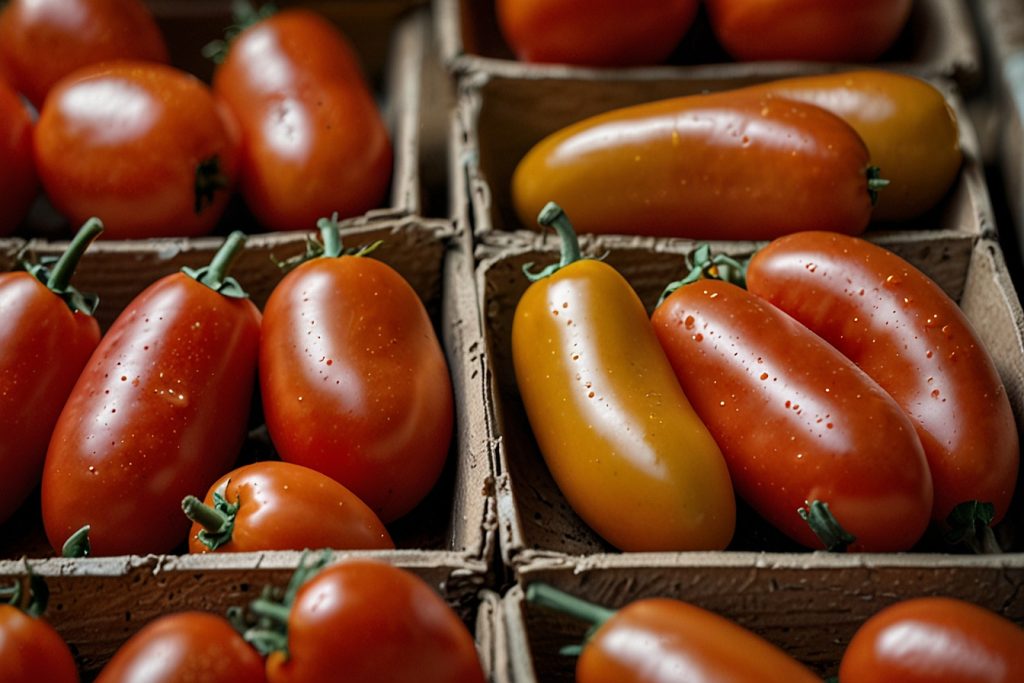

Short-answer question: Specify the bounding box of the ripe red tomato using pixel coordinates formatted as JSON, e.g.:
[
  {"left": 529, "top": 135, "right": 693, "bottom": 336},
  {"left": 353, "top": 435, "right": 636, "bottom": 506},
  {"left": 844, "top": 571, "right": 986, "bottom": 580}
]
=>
[
  {"left": 0, "top": 0, "right": 168, "bottom": 109},
  {"left": 212, "top": 8, "right": 391, "bottom": 231},
  {"left": 183, "top": 460, "right": 394, "bottom": 553},
  {"left": 33, "top": 61, "right": 239, "bottom": 239},
  {"left": 259, "top": 219, "right": 453, "bottom": 523},
  {"left": 495, "top": 0, "right": 699, "bottom": 66},
  {"left": 95, "top": 611, "right": 266, "bottom": 683},
  {"left": 746, "top": 232, "right": 1020, "bottom": 532},
  {"left": 653, "top": 278, "right": 933, "bottom": 551},
  {"left": 705, "top": 0, "right": 913, "bottom": 62},
  {"left": 41, "top": 232, "right": 261, "bottom": 556},
  {"left": 0, "top": 219, "right": 102, "bottom": 526},
  {"left": 253, "top": 560, "right": 485, "bottom": 683},
  {"left": 839, "top": 597, "right": 1024, "bottom": 683},
  {"left": 0, "top": 79, "right": 36, "bottom": 234},
  {"left": 0, "top": 595, "right": 79, "bottom": 683}
]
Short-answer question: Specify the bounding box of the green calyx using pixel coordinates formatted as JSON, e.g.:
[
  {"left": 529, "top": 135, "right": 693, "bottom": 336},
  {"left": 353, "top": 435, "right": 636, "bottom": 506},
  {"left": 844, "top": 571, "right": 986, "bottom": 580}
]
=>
[
  {"left": 271, "top": 212, "right": 383, "bottom": 273},
  {"left": 867, "top": 166, "right": 889, "bottom": 206},
  {"left": 61, "top": 525, "right": 91, "bottom": 558},
  {"left": 943, "top": 500, "right": 1002, "bottom": 554},
  {"left": 522, "top": 202, "right": 585, "bottom": 282},
  {"left": 798, "top": 500, "right": 856, "bottom": 552},
  {"left": 657, "top": 243, "right": 749, "bottom": 307},
  {"left": 194, "top": 155, "right": 229, "bottom": 215},
  {"left": 202, "top": 0, "right": 278, "bottom": 64},
  {"left": 21, "top": 217, "right": 103, "bottom": 315},
  {"left": 182, "top": 231, "right": 250, "bottom": 299},
  {"left": 182, "top": 481, "right": 239, "bottom": 551},
  {"left": 2, "top": 561, "right": 50, "bottom": 618},
  {"left": 526, "top": 582, "right": 615, "bottom": 657}
]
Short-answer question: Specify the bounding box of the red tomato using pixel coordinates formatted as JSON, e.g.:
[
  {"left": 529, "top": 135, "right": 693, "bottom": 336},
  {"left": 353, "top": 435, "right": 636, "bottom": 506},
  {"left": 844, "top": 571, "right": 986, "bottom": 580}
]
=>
[
  {"left": 495, "top": 0, "right": 699, "bottom": 66},
  {"left": 839, "top": 597, "right": 1024, "bottom": 683},
  {"left": 253, "top": 560, "right": 485, "bottom": 683},
  {"left": 705, "top": 0, "right": 913, "bottom": 62},
  {"left": 183, "top": 460, "right": 394, "bottom": 553},
  {"left": 0, "top": 601, "right": 79, "bottom": 683},
  {"left": 0, "top": 79, "right": 36, "bottom": 234},
  {"left": 0, "top": 0, "right": 168, "bottom": 109},
  {"left": 746, "top": 232, "right": 1019, "bottom": 530},
  {"left": 95, "top": 611, "right": 266, "bottom": 683},
  {"left": 259, "top": 219, "right": 453, "bottom": 523},
  {"left": 41, "top": 232, "right": 261, "bottom": 556},
  {"left": 652, "top": 279, "right": 933, "bottom": 551},
  {"left": 0, "top": 219, "right": 102, "bottom": 526},
  {"left": 212, "top": 8, "right": 391, "bottom": 231},
  {"left": 33, "top": 61, "right": 239, "bottom": 239}
]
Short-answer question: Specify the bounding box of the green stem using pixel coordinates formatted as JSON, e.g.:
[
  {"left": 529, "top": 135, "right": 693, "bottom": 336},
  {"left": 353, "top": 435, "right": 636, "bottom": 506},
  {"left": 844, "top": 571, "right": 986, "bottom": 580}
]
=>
[
  {"left": 46, "top": 218, "right": 103, "bottom": 293},
  {"left": 317, "top": 213, "right": 344, "bottom": 258},
  {"left": 798, "top": 500, "right": 856, "bottom": 552},
  {"left": 658, "top": 243, "right": 749, "bottom": 306},
  {"left": 943, "top": 500, "right": 1002, "bottom": 554},
  {"left": 62, "top": 525, "right": 91, "bottom": 558},
  {"left": 182, "top": 495, "right": 230, "bottom": 532},
  {"left": 249, "top": 597, "right": 292, "bottom": 625},
  {"left": 522, "top": 202, "right": 584, "bottom": 282},
  {"left": 526, "top": 583, "right": 616, "bottom": 627},
  {"left": 867, "top": 166, "right": 889, "bottom": 206},
  {"left": 194, "top": 156, "right": 229, "bottom": 214},
  {"left": 181, "top": 231, "right": 250, "bottom": 299}
]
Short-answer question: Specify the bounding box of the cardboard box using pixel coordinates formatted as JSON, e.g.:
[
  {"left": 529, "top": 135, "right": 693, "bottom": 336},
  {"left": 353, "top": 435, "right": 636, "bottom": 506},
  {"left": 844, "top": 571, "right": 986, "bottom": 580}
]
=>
[{"left": 437, "top": 0, "right": 982, "bottom": 91}]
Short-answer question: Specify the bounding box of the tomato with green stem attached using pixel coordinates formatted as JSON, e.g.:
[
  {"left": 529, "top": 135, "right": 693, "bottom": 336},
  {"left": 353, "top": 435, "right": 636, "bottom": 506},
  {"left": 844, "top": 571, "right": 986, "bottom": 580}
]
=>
[
  {"left": 0, "top": 218, "right": 103, "bottom": 527},
  {"left": 0, "top": 571, "right": 79, "bottom": 683},
  {"left": 511, "top": 202, "right": 735, "bottom": 551},
  {"left": 41, "top": 231, "right": 261, "bottom": 557},
  {"left": 182, "top": 460, "right": 393, "bottom": 554}
]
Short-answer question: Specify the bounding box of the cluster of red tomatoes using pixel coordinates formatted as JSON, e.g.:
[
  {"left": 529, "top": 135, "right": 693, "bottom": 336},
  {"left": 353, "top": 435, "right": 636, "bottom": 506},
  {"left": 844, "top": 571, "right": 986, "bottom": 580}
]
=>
[{"left": 0, "top": 0, "right": 391, "bottom": 239}]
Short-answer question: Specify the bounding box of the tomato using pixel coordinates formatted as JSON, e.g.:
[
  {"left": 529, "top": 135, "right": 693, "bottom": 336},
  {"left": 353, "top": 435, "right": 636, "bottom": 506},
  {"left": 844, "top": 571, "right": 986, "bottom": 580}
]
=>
[
  {"left": 527, "top": 582, "right": 820, "bottom": 683},
  {"left": 0, "top": 219, "right": 102, "bottom": 526},
  {"left": 212, "top": 8, "right": 391, "bottom": 231},
  {"left": 247, "top": 559, "right": 485, "bottom": 683},
  {"left": 41, "top": 232, "right": 261, "bottom": 557},
  {"left": 183, "top": 460, "right": 394, "bottom": 553},
  {"left": 0, "top": 576, "right": 79, "bottom": 683},
  {"left": 652, "top": 277, "right": 932, "bottom": 551},
  {"left": 33, "top": 61, "right": 239, "bottom": 239},
  {"left": 0, "top": 79, "right": 37, "bottom": 235},
  {"left": 495, "top": 0, "right": 698, "bottom": 66},
  {"left": 0, "top": 0, "right": 167, "bottom": 109},
  {"left": 511, "top": 204, "right": 734, "bottom": 551},
  {"left": 259, "top": 216, "right": 453, "bottom": 523},
  {"left": 704, "top": 0, "right": 913, "bottom": 62},
  {"left": 95, "top": 611, "right": 266, "bottom": 683},
  {"left": 746, "top": 232, "right": 1019, "bottom": 534},
  {"left": 839, "top": 597, "right": 1024, "bottom": 683},
  {"left": 740, "top": 69, "right": 962, "bottom": 221},
  {"left": 511, "top": 91, "right": 879, "bottom": 239}
]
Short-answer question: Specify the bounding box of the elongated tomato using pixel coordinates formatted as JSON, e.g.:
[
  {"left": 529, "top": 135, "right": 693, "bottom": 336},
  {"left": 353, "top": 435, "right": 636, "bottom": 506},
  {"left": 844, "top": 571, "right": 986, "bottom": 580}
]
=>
[
  {"left": 41, "top": 232, "right": 261, "bottom": 556},
  {"left": 512, "top": 92, "right": 877, "bottom": 239},
  {"left": 512, "top": 204, "right": 735, "bottom": 551},
  {"left": 839, "top": 597, "right": 1024, "bottom": 683},
  {"left": 212, "top": 8, "right": 392, "bottom": 231},
  {"left": 183, "top": 461, "right": 393, "bottom": 553},
  {"left": 260, "top": 217, "right": 453, "bottom": 523},
  {"left": 652, "top": 278, "right": 932, "bottom": 551},
  {"left": 0, "top": 79, "right": 36, "bottom": 235},
  {"left": 740, "top": 70, "right": 961, "bottom": 221},
  {"left": 746, "top": 232, "right": 1019, "bottom": 529}
]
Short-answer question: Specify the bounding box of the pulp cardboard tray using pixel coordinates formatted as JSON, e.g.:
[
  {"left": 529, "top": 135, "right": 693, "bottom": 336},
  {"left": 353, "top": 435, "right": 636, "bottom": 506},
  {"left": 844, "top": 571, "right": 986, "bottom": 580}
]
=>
[
  {"left": 436, "top": 0, "right": 981, "bottom": 91},
  {"left": 12, "top": 0, "right": 429, "bottom": 239},
  {"left": 453, "top": 69, "right": 994, "bottom": 250},
  {"left": 0, "top": 552, "right": 491, "bottom": 678},
  {"left": 475, "top": 233, "right": 1024, "bottom": 567},
  {"left": 493, "top": 552, "right": 1024, "bottom": 682}
]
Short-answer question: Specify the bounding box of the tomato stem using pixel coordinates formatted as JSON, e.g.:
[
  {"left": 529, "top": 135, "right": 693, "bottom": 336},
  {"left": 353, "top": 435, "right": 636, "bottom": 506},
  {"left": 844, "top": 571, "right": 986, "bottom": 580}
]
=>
[
  {"left": 526, "top": 582, "right": 615, "bottom": 628},
  {"left": 249, "top": 597, "right": 292, "bottom": 625},
  {"left": 194, "top": 155, "right": 229, "bottom": 215},
  {"left": 182, "top": 483, "right": 239, "bottom": 551},
  {"left": 317, "top": 213, "right": 344, "bottom": 258},
  {"left": 522, "top": 202, "right": 583, "bottom": 282},
  {"left": 943, "top": 500, "right": 1002, "bottom": 554},
  {"left": 23, "top": 217, "right": 103, "bottom": 315},
  {"left": 798, "top": 500, "right": 855, "bottom": 552},
  {"left": 866, "top": 166, "right": 889, "bottom": 206},
  {"left": 658, "top": 243, "right": 749, "bottom": 306},
  {"left": 61, "top": 525, "right": 91, "bottom": 558},
  {"left": 182, "top": 230, "right": 250, "bottom": 299},
  {"left": 1, "top": 563, "right": 50, "bottom": 618}
]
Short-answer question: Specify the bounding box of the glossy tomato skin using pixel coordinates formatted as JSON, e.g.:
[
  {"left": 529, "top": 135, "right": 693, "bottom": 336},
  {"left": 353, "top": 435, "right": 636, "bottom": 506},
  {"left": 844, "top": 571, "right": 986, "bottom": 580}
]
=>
[
  {"left": 512, "top": 258, "right": 735, "bottom": 551},
  {"left": 495, "top": 0, "right": 698, "bottom": 66},
  {"left": 578, "top": 598, "right": 820, "bottom": 683},
  {"left": 746, "top": 232, "right": 1019, "bottom": 525},
  {"left": 0, "top": 79, "right": 37, "bottom": 234},
  {"left": 839, "top": 597, "right": 1024, "bottom": 683},
  {"left": 0, "top": 274, "right": 99, "bottom": 526},
  {"left": 41, "top": 272, "right": 261, "bottom": 556},
  {"left": 260, "top": 255, "right": 452, "bottom": 523},
  {"left": 265, "top": 560, "right": 485, "bottom": 683},
  {"left": 740, "top": 70, "right": 962, "bottom": 221},
  {"left": 705, "top": 0, "right": 913, "bottom": 62},
  {"left": 0, "top": 0, "right": 168, "bottom": 109},
  {"left": 0, "top": 605, "right": 79, "bottom": 683},
  {"left": 652, "top": 279, "right": 933, "bottom": 551},
  {"left": 213, "top": 9, "right": 392, "bottom": 231},
  {"left": 187, "top": 461, "right": 394, "bottom": 553},
  {"left": 95, "top": 611, "right": 266, "bottom": 683},
  {"left": 512, "top": 93, "right": 873, "bottom": 239},
  {"left": 34, "top": 62, "right": 239, "bottom": 239}
]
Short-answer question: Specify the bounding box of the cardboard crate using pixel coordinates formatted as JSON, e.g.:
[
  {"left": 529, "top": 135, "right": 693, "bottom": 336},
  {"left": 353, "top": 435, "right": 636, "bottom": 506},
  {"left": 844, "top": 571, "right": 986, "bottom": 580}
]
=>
[
  {"left": 475, "top": 232, "right": 1024, "bottom": 568},
  {"left": 437, "top": 0, "right": 981, "bottom": 91},
  {"left": 453, "top": 70, "right": 994, "bottom": 250}
]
